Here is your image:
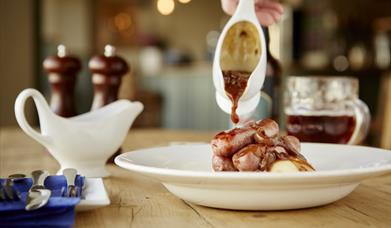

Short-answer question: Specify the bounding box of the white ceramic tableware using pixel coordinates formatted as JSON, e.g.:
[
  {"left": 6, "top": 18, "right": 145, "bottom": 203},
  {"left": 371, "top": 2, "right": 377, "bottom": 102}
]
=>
[
  {"left": 77, "top": 178, "right": 110, "bottom": 211},
  {"left": 213, "top": 0, "right": 267, "bottom": 125},
  {"left": 15, "top": 88, "right": 143, "bottom": 177},
  {"left": 115, "top": 143, "right": 391, "bottom": 210}
]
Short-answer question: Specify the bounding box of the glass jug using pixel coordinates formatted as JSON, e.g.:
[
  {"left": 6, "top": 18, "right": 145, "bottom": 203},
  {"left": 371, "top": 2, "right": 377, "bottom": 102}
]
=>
[{"left": 284, "top": 76, "right": 370, "bottom": 144}]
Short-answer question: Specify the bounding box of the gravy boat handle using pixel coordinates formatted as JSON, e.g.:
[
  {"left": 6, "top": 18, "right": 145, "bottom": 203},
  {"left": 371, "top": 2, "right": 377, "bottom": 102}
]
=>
[
  {"left": 14, "top": 89, "right": 52, "bottom": 148},
  {"left": 235, "top": 0, "right": 256, "bottom": 19}
]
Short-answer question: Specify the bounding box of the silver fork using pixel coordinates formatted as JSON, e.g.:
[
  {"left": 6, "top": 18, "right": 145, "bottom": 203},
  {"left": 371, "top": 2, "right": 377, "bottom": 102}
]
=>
[
  {"left": 0, "top": 185, "right": 7, "bottom": 201},
  {"left": 0, "top": 174, "right": 25, "bottom": 201}
]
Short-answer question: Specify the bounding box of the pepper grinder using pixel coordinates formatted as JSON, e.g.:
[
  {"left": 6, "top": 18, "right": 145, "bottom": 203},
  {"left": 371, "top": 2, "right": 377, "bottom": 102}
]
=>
[
  {"left": 43, "top": 44, "right": 81, "bottom": 117},
  {"left": 89, "top": 45, "right": 129, "bottom": 163},
  {"left": 89, "top": 45, "right": 129, "bottom": 110}
]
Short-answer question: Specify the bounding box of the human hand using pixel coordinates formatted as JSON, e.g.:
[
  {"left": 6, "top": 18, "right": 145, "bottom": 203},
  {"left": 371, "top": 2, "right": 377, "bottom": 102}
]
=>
[{"left": 221, "top": 0, "right": 284, "bottom": 26}]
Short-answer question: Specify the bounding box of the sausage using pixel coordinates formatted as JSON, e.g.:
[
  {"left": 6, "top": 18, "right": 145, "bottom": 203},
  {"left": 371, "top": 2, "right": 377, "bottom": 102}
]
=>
[
  {"left": 259, "top": 149, "right": 277, "bottom": 171},
  {"left": 255, "top": 130, "right": 304, "bottom": 160},
  {"left": 212, "top": 155, "right": 237, "bottom": 171},
  {"left": 256, "top": 119, "right": 279, "bottom": 138},
  {"left": 254, "top": 136, "right": 279, "bottom": 146},
  {"left": 267, "top": 146, "right": 289, "bottom": 161},
  {"left": 254, "top": 119, "right": 279, "bottom": 144},
  {"left": 211, "top": 121, "right": 258, "bottom": 157},
  {"left": 280, "top": 135, "right": 300, "bottom": 153},
  {"left": 211, "top": 118, "right": 313, "bottom": 172},
  {"left": 279, "top": 135, "right": 304, "bottom": 160},
  {"left": 232, "top": 144, "right": 265, "bottom": 171}
]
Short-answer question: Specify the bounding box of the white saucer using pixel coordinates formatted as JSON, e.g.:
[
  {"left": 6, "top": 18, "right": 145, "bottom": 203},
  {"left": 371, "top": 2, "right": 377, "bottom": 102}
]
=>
[
  {"left": 76, "top": 178, "right": 110, "bottom": 211},
  {"left": 115, "top": 143, "right": 391, "bottom": 210}
]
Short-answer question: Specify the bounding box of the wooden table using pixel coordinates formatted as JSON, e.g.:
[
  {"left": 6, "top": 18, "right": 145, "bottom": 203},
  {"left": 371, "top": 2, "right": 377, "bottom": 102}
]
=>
[{"left": 1, "top": 128, "right": 390, "bottom": 228}]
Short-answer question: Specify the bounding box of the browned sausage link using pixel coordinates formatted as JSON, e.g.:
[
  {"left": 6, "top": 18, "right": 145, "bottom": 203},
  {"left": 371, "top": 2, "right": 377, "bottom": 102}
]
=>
[
  {"left": 268, "top": 146, "right": 289, "bottom": 160},
  {"left": 212, "top": 155, "right": 237, "bottom": 171},
  {"left": 254, "top": 135, "right": 279, "bottom": 146},
  {"left": 211, "top": 123, "right": 257, "bottom": 157},
  {"left": 247, "top": 120, "right": 262, "bottom": 130},
  {"left": 279, "top": 135, "right": 304, "bottom": 159},
  {"left": 259, "top": 148, "right": 277, "bottom": 171},
  {"left": 256, "top": 119, "right": 279, "bottom": 138},
  {"left": 232, "top": 144, "right": 264, "bottom": 171}
]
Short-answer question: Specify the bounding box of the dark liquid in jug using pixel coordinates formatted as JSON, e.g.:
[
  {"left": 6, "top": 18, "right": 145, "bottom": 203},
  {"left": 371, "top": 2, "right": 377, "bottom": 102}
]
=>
[{"left": 286, "top": 115, "right": 356, "bottom": 144}]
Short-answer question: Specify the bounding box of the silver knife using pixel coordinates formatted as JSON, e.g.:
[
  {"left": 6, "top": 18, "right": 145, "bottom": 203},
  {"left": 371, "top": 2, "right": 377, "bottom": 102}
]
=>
[{"left": 25, "top": 170, "right": 51, "bottom": 211}]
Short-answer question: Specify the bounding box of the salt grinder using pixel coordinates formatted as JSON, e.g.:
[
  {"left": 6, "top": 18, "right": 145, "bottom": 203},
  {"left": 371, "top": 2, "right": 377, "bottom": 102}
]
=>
[
  {"left": 43, "top": 45, "right": 81, "bottom": 117},
  {"left": 89, "top": 45, "right": 129, "bottom": 110}
]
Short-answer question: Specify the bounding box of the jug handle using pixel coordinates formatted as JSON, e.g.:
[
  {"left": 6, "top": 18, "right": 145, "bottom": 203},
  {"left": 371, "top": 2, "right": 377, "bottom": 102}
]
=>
[
  {"left": 235, "top": 0, "right": 256, "bottom": 18},
  {"left": 347, "top": 99, "right": 371, "bottom": 145},
  {"left": 14, "top": 89, "right": 52, "bottom": 147}
]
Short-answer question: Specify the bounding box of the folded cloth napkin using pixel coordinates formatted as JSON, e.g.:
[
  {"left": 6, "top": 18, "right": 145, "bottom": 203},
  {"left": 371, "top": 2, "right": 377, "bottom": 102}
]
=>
[{"left": 0, "top": 175, "right": 84, "bottom": 228}]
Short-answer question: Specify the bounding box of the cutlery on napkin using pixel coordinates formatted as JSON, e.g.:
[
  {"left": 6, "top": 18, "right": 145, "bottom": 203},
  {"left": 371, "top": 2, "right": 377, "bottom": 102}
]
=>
[
  {"left": 25, "top": 170, "right": 51, "bottom": 211},
  {"left": 0, "top": 172, "right": 85, "bottom": 228},
  {"left": 63, "top": 168, "right": 78, "bottom": 197}
]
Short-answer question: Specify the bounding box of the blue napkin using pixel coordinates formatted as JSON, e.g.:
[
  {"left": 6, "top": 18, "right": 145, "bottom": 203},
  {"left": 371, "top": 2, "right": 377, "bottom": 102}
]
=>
[{"left": 0, "top": 175, "right": 84, "bottom": 228}]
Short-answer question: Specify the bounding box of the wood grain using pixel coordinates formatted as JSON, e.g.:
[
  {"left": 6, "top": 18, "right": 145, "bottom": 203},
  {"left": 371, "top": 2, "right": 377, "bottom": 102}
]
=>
[{"left": 0, "top": 128, "right": 390, "bottom": 228}]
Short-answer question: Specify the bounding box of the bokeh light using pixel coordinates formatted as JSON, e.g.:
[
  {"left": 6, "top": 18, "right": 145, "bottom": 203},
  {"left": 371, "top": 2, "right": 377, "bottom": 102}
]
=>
[
  {"left": 157, "top": 0, "right": 175, "bottom": 16},
  {"left": 178, "top": 0, "right": 192, "bottom": 3}
]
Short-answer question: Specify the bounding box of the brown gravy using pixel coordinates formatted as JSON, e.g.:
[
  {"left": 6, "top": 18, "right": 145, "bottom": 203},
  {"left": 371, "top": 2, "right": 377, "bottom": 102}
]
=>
[{"left": 222, "top": 70, "right": 250, "bottom": 124}]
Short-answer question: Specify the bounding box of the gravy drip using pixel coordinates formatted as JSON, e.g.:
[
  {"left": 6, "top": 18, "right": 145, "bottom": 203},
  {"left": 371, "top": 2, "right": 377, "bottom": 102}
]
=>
[{"left": 222, "top": 70, "right": 250, "bottom": 124}]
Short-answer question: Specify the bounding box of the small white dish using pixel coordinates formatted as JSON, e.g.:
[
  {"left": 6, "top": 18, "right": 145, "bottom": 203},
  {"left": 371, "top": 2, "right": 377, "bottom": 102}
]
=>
[
  {"left": 115, "top": 143, "right": 391, "bottom": 211},
  {"left": 76, "top": 178, "right": 110, "bottom": 211}
]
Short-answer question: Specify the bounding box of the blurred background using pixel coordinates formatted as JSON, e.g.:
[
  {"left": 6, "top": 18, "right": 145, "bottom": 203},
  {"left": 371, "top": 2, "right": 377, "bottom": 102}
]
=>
[{"left": 0, "top": 0, "right": 390, "bottom": 148}]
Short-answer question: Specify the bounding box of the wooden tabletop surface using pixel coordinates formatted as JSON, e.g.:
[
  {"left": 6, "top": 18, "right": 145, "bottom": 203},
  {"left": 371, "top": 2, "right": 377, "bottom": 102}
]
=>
[{"left": 0, "top": 127, "right": 390, "bottom": 228}]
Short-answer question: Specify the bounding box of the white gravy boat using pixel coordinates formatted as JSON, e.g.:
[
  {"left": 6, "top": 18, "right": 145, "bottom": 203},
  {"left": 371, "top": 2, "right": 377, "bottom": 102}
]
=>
[
  {"left": 15, "top": 88, "right": 143, "bottom": 177},
  {"left": 213, "top": 0, "right": 267, "bottom": 125}
]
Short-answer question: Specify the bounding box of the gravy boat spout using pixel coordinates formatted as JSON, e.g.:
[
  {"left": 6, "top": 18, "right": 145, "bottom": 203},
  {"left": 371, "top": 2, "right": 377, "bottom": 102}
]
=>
[
  {"left": 213, "top": 0, "right": 267, "bottom": 125},
  {"left": 15, "top": 88, "right": 144, "bottom": 177}
]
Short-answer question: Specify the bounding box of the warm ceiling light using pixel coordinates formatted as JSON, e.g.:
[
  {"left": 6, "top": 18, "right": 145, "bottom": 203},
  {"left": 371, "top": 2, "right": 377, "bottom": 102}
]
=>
[
  {"left": 178, "top": 0, "right": 191, "bottom": 3},
  {"left": 114, "top": 13, "right": 132, "bottom": 31},
  {"left": 157, "top": 0, "right": 175, "bottom": 15}
]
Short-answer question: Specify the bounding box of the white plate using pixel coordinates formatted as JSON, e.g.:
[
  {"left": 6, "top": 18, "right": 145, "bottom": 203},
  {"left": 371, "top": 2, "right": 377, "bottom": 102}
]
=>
[
  {"left": 115, "top": 143, "right": 391, "bottom": 210},
  {"left": 76, "top": 178, "right": 110, "bottom": 211}
]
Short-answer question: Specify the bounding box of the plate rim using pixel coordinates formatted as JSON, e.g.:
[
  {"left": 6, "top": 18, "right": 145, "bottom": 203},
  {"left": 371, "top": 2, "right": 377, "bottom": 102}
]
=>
[{"left": 115, "top": 143, "right": 391, "bottom": 181}]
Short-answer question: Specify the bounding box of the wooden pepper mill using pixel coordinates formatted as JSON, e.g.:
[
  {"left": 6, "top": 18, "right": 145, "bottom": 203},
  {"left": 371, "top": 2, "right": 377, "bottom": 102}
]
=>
[
  {"left": 89, "top": 45, "right": 129, "bottom": 110},
  {"left": 89, "top": 45, "right": 129, "bottom": 163},
  {"left": 43, "top": 44, "right": 81, "bottom": 117}
]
